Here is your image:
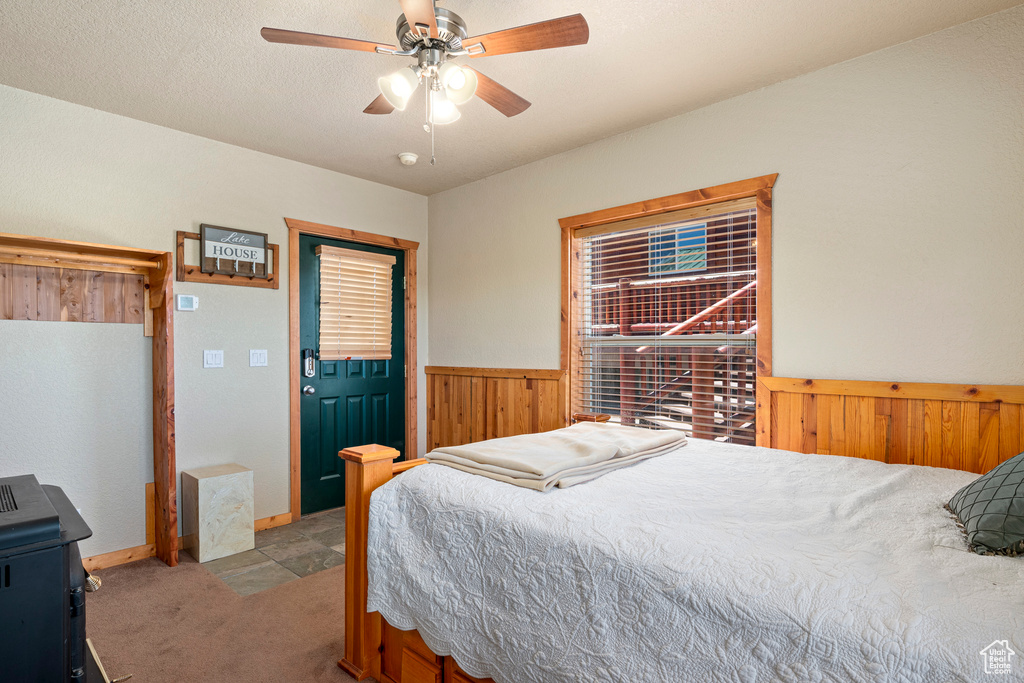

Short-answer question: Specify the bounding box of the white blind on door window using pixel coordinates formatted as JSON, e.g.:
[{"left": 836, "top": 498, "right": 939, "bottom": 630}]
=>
[
  {"left": 316, "top": 245, "right": 395, "bottom": 360},
  {"left": 573, "top": 197, "right": 758, "bottom": 445}
]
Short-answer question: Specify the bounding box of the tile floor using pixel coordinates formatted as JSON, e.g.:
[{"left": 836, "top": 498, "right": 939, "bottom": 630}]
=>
[{"left": 199, "top": 507, "right": 346, "bottom": 596}]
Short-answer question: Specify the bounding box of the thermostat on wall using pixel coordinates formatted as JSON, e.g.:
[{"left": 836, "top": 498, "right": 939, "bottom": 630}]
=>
[{"left": 176, "top": 294, "right": 199, "bottom": 311}]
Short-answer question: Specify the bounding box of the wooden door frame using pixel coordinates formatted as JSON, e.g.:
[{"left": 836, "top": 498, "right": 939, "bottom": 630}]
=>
[
  {"left": 557, "top": 174, "right": 777, "bottom": 441},
  {"left": 285, "top": 218, "right": 419, "bottom": 521}
]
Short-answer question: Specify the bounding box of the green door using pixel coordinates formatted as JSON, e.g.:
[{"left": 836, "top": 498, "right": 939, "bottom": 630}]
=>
[{"left": 299, "top": 234, "right": 405, "bottom": 514}]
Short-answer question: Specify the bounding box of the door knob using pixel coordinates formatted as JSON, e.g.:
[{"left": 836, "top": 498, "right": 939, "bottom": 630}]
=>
[{"left": 303, "top": 385, "right": 315, "bottom": 395}]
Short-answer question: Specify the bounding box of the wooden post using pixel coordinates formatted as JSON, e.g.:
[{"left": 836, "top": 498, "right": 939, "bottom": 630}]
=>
[
  {"left": 692, "top": 350, "right": 716, "bottom": 439},
  {"left": 339, "top": 444, "right": 399, "bottom": 681},
  {"left": 150, "top": 252, "right": 178, "bottom": 566},
  {"left": 617, "top": 279, "right": 636, "bottom": 425}
]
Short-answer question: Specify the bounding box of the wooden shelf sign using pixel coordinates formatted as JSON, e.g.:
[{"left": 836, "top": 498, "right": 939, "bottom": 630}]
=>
[
  {"left": 176, "top": 228, "right": 279, "bottom": 289},
  {"left": 201, "top": 225, "right": 268, "bottom": 278}
]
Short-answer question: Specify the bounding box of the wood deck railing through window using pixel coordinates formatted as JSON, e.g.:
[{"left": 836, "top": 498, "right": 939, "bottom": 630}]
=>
[{"left": 580, "top": 272, "right": 757, "bottom": 444}]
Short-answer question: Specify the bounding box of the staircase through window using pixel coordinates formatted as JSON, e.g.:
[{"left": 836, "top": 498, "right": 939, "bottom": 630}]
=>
[{"left": 572, "top": 196, "right": 760, "bottom": 444}]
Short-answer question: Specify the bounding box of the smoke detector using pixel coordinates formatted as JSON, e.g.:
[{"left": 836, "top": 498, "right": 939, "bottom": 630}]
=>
[{"left": 398, "top": 152, "right": 418, "bottom": 166}]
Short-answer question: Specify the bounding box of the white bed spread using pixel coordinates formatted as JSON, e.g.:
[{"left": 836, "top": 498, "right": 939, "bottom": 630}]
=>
[{"left": 367, "top": 439, "right": 1024, "bottom": 683}]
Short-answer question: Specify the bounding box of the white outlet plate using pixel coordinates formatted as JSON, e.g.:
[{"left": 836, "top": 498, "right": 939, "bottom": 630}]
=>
[
  {"left": 250, "top": 349, "right": 268, "bottom": 367},
  {"left": 204, "top": 350, "right": 224, "bottom": 368}
]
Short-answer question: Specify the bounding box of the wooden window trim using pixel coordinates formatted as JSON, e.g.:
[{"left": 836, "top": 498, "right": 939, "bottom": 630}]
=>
[
  {"left": 285, "top": 218, "right": 419, "bottom": 521},
  {"left": 557, "top": 174, "right": 777, "bottom": 443}
]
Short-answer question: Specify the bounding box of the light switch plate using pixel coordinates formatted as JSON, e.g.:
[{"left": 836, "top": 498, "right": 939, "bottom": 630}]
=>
[
  {"left": 250, "top": 349, "right": 268, "bottom": 367},
  {"left": 204, "top": 350, "right": 224, "bottom": 368},
  {"left": 176, "top": 294, "right": 199, "bottom": 311}
]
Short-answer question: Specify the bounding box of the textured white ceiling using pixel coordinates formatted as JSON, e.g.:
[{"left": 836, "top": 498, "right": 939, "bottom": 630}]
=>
[{"left": 1, "top": 0, "right": 1019, "bottom": 195}]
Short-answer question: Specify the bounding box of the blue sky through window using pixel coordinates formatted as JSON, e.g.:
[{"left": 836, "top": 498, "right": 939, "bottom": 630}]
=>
[{"left": 649, "top": 224, "right": 707, "bottom": 274}]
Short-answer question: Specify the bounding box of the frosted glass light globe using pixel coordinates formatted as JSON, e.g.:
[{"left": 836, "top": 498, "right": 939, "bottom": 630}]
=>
[
  {"left": 430, "top": 90, "right": 461, "bottom": 125},
  {"left": 447, "top": 69, "right": 466, "bottom": 90},
  {"left": 391, "top": 75, "right": 412, "bottom": 98}
]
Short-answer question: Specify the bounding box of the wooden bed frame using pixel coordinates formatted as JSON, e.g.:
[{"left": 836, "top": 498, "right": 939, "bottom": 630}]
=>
[
  {"left": 336, "top": 389, "right": 1024, "bottom": 681},
  {"left": 340, "top": 445, "right": 493, "bottom": 683},
  {"left": 339, "top": 413, "right": 609, "bottom": 683}
]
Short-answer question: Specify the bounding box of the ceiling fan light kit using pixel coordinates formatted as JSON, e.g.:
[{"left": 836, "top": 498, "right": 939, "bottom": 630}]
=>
[
  {"left": 429, "top": 90, "right": 461, "bottom": 125},
  {"left": 438, "top": 61, "right": 477, "bottom": 105},
  {"left": 378, "top": 66, "right": 420, "bottom": 111},
  {"left": 262, "top": 0, "right": 589, "bottom": 163}
]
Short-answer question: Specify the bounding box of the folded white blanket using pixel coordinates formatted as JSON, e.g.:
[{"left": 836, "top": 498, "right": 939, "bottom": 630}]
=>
[{"left": 425, "top": 422, "right": 686, "bottom": 491}]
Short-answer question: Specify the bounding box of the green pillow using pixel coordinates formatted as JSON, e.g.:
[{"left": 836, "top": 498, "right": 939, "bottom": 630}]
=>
[{"left": 947, "top": 451, "right": 1024, "bottom": 556}]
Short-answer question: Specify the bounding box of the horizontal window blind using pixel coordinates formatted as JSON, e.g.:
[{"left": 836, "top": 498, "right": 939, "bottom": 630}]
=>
[
  {"left": 574, "top": 198, "right": 758, "bottom": 444},
  {"left": 316, "top": 245, "right": 395, "bottom": 360}
]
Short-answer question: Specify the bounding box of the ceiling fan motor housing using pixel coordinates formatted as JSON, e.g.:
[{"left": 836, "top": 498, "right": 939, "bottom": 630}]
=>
[
  {"left": 418, "top": 48, "right": 445, "bottom": 70},
  {"left": 396, "top": 7, "right": 468, "bottom": 53}
]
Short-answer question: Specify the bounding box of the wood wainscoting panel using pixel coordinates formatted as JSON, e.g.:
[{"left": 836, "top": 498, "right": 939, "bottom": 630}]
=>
[
  {"left": 761, "top": 377, "right": 1024, "bottom": 473},
  {"left": 0, "top": 263, "right": 145, "bottom": 323},
  {"left": 425, "top": 367, "right": 565, "bottom": 450}
]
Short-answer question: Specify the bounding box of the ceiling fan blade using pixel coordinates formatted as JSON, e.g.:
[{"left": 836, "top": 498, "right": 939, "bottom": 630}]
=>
[
  {"left": 466, "top": 14, "right": 589, "bottom": 58},
  {"left": 470, "top": 70, "right": 531, "bottom": 117},
  {"left": 399, "top": 0, "right": 439, "bottom": 39},
  {"left": 261, "top": 27, "right": 396, "bottom": 53},
  {"left": 364, "top": 94, "right": 396, "bottom": 115}
]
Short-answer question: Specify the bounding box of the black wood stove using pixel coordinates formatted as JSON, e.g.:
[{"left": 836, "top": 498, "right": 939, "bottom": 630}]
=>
[{"left": 0, "top": 474, "right": 98, "bottom": 682}]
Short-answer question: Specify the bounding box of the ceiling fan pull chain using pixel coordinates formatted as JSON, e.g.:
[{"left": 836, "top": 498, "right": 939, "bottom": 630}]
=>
[
  {"left": 423, "top": 78, "right": 431, "bottom": 133},
  {"left": 425, "top": 76, "right": 436, "bottom": 165}
]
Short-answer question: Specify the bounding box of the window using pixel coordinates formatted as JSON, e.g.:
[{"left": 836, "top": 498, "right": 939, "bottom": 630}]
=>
[
  {"left": 316, "top": 245, "right": 395, "bottom": 360},
  {"left": 649, "top": 223, "right": 707, "bottom": 275},
  {"left": 562, "top": 177, "right": 776, "bottom": 446}
]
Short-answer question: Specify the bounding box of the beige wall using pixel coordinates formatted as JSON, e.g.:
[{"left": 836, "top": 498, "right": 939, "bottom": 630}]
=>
[
  {"left": 427, "top": 7, "right": 1024, "bottom": 385},
  {"left": 2, "top": 5, "right": 1022, "bottom": 558},
  {"left": 0, "top": 85, "right": 428, "bottom": 556}
]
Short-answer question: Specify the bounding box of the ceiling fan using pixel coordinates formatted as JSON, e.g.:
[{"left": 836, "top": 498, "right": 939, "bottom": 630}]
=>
[{"left": 261, "top": 0, "right": 589, "bottom": 162}]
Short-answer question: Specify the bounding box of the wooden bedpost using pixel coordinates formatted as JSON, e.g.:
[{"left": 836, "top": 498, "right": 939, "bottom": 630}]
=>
[{"left": 339, "top": 444, "right": 399, "bottom": 681}]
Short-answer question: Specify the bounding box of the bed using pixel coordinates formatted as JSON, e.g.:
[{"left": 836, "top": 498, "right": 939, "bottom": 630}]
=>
[{"left": 339, "top": 433, "right": 1023, "bottom": 683}]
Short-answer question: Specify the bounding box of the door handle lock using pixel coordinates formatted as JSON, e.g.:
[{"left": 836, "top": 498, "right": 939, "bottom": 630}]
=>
[{"left": 303, "top": 385, "right": 315, "bottom": 396}]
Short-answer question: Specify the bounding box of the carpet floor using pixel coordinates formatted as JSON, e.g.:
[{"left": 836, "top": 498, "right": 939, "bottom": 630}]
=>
[{"left": 87, "top": 553, "right": 358, "bottom": 683}]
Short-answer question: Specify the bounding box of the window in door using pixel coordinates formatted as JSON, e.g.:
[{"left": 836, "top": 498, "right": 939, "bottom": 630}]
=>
[{"left": 316, "top": 245, "right": 395, "bottom": 361}]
